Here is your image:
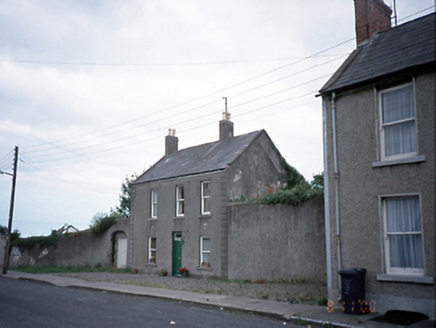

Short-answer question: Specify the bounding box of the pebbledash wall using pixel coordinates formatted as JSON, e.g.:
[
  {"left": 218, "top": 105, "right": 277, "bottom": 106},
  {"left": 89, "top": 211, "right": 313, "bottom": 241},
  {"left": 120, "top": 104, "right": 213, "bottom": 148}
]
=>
[
  {"left": 227, "top": 198, "right": 326, "bottom": 282},
  {"left": 10, "top": 219, "right": 129, "bottom": 268}
]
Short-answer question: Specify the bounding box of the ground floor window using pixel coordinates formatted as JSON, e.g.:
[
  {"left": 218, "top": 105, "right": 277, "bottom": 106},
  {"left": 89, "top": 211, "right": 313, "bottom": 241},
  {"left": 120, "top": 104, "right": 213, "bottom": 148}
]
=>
[
  {"left": 148, "top": 237, "right": 156, "bottom": 264},
  {"left": 383, "top": 195, "right": 424, "bottom": 275},
  {"left": 200, "top": 237, "right": 211, "bottom": 268}
]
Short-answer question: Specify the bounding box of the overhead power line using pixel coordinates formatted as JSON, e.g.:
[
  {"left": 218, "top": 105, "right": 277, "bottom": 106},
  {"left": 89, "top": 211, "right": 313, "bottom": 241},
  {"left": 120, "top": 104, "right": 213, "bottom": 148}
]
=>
[
  {"left": 0, "top": 53, "right": 349, "bottom": 67},
  {"left": 23, "top": 54, "right": 345, "bottom": 160},
  {"left": 22, "top": 38, "right": 355, "bottom": 151}
]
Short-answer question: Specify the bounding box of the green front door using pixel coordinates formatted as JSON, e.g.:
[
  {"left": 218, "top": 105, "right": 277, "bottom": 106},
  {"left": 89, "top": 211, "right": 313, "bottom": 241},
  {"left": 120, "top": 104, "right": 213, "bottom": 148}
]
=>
[{"left": 172, "top": 232, "right": 182, "bottom": 276}]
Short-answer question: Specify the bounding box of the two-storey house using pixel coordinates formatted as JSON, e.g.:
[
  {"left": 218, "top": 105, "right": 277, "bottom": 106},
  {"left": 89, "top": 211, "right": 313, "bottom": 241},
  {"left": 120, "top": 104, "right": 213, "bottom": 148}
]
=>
[
  {"left": 129, "top": 114, "right": 287, "bottom": 277},
  {"left": 319, "top": 0, "right": 435, "bottom": 318}
]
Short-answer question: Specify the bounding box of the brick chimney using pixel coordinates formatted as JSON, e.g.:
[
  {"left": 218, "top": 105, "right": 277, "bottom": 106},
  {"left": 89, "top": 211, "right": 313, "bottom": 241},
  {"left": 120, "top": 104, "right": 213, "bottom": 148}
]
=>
[
  {"left": 165, "top": 129, "right": 178, "bottom": 155},
  {"left": 354, "top": 0, "right": 392, "bottom": 46},
  {"left": 219, "top": 111, "right": 234, "bottom": 140}
]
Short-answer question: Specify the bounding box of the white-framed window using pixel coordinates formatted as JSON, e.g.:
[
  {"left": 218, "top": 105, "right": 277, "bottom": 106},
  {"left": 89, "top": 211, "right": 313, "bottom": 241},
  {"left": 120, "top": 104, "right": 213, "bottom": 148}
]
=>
[
  {"left": 148, "top": 237, "right": 156, "bottom": 264},
  {"left": 176, "top": 185, "right": 185, "bottom": 217},
  {"left": 379, "top": 83, "right": 417, "bottom": 161},
  {"left": 201, "top": 181, "right": 210, "bottom": 215},
  {"left": 150, "top": 189, "right": 158, "bottom": 218},
  {"left": 382, "top": 195, "right": 424, "bottom": 275},
  {"left": 200, "top": 237, "right": 211, "bottom": 268}
]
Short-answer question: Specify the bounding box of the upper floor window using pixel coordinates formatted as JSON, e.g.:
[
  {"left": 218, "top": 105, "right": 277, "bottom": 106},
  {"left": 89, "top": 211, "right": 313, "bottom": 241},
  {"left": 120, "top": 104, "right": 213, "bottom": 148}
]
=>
[
  {"left": 176, "top": 185, "right": 185, "bottom": 217},
  {"left": 201, "top": 181, "right": 210, "bottom": 215},
  {"left": 382, "top": 195, "right": 424, "bottom": 275},
  {"left": 150, "top": 189, "right": 158, "bottom": 218},
  {"left": 379, "top": 83, "right": 417, "bottom": 160}
]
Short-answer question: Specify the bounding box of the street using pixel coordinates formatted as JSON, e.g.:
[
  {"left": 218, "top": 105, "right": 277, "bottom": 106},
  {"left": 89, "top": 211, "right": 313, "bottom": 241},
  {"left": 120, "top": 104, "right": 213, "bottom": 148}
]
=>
[{"left": 0, "top": 277, "right": 294, "bottom": 327}]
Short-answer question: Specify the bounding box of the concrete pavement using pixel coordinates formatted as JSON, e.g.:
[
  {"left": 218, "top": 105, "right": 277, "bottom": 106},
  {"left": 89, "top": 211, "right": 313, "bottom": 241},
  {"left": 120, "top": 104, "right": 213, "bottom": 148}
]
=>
[{"left": 1, "top": 271, "right": 434, "bottom": 327}]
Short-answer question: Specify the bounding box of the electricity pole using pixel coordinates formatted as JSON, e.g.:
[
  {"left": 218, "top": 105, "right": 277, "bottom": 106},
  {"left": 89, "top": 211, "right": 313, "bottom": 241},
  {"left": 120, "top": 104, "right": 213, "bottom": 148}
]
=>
[{"left": 2, "top": 146, "right": 19, "bottom": 275}]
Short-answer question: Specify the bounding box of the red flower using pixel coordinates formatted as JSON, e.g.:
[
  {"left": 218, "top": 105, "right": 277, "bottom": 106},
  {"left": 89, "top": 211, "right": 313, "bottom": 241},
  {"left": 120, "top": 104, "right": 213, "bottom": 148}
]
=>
[{"left": 178, "top": 267, "right": 189, "bottom": 273}]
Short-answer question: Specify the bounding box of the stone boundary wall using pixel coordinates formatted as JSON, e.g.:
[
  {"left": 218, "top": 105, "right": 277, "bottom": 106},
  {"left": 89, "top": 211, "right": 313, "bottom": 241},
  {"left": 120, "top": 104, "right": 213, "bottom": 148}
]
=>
[
  {"left": 10, "top": 219, "right": 129, "bottom": 268},
  {"left": 228, "top": 197, "right": 326, "bottom": 282}
]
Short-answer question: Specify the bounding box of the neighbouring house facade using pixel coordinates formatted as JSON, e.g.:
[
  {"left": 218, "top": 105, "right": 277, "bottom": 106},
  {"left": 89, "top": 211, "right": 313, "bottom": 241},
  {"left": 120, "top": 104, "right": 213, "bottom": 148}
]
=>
[
  {"left": 129, "top": 115, "right": 288, "bottom": 277},
  {"left": 319, "top": 0, "right": 435, "bottom": 319}
]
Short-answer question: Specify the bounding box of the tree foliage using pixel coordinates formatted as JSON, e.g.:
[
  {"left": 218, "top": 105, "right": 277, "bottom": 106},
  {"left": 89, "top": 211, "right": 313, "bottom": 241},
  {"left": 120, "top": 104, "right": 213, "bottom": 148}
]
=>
[
  {"left": 112, "top": 174, "right": 137, "bottom": 218},
  {"left": 276, "top": 149, "right": 307, "bottom": 189},
  {"left": 90, "top": 212, "right": 121, "bottom": 235},
  {"left": 260, "top": 175, "right": 323, "bottom": 206},
  {"left": 0, "top": 225, "right": 21, "bottom": 242},
  {"left": 259, "top": 147, "right": 324, "bottom": 206}
]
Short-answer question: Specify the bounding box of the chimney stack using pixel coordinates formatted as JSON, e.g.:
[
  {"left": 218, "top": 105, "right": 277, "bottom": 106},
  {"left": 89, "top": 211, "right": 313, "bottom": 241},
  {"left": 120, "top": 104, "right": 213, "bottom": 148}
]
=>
[
  {"left": 219, "top": 111, "right": 234, "bottom": 140},
  {"left": 354, "top": 0, "right": 392, "bottom": 46},
  {"left": 165, "top": 129, "right": 178, "bottom": 155}
]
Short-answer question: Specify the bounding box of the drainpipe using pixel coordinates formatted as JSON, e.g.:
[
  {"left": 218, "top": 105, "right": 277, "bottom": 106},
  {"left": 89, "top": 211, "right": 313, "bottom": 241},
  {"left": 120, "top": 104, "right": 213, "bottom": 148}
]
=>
[
  {"left": 331, "top": 92, "right": 342, "bottom": 275},
  {"left": 322, "top": 98, "right": 332, "bottom": 291}
]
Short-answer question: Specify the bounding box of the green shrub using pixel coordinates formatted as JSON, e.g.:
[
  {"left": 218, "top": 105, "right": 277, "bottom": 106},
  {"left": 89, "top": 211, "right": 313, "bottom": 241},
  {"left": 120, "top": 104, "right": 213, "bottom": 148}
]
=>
[{"left": 90, "top": 213, "right": 119, "bottom": 235}]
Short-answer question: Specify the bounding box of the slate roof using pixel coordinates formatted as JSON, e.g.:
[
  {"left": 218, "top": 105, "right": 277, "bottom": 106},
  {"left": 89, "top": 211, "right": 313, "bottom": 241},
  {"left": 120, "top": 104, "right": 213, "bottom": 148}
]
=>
[
  {"left": 133, "top": 130, "right": 263, "bottom": 184},
  {"left": 320, "top": 12, "right": 436, "bottom": 94}
]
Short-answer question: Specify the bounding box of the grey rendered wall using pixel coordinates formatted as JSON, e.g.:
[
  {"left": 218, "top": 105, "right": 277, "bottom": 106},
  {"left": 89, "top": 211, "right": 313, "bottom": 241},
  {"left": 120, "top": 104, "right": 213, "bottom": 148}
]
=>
[
  {"left": 227, "top": 131, "right": 287, "bottom": 200},
  {"left": 11, "top": 219, "right": 129, "bottom": 268},
  {"left": 130, "top": 171, "right": 228, "bottom": 277},
  {"left": 227, "top": 198, "right": 325, "bottom": 282},
  {"left": 325, "top": 72, "right": 435, "bottom": 317}
]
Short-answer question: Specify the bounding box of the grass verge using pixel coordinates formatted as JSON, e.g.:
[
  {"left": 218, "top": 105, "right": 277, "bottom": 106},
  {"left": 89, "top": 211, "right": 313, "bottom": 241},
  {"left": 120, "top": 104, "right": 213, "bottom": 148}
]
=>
[{"left": 12, "top": 264, "right": 131, "bottom": 274}]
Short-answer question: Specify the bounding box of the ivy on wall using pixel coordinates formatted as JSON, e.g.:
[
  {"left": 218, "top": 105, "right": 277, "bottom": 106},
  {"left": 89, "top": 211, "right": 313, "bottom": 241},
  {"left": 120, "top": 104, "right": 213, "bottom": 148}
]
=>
[
  {"left": 230, "top": 148, "right": 323, "bottom": 206},
  {"left": 12, "top": 230, "right": 62, "bottom": 250},
  {"left": 261, "top": 149, "right": 323, "bottom": 205}
]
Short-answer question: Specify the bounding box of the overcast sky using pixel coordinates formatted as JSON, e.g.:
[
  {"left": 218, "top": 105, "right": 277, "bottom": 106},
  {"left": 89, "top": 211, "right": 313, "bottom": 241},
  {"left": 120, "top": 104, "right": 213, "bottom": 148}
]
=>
[{"left": 1, "top": 0, "right": 434, "bottom": 237}]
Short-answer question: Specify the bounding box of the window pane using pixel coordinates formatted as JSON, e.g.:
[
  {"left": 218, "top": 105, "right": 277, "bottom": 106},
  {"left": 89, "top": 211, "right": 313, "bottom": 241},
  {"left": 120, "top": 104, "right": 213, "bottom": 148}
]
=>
[
  {"left": 202, "top": 253, "right": 210, "bottom": 264},
  {"left": 150, "top": 238, "right": 156, "bottom": 249},
  {"left": 203, "top": 198, "right": 210, "bottom": 213},
  {"left": 150, "top": 250, "right": 156, "bottom": 263},
  {"left": 386, "top": 197, "right": 421, "bottom": 232},
  {"left": 178, "top": 200, "right": 184, "bottom": 215},
  {"left": 384, "top": 120, "right": 417, "bottom": 157},
  {"left": 202, "top": 238, "right": 211, "bottom": 251},
  {"left": 389, "top": 235, "right": 423, "bottom": 268},
  {"left": 202, "top": 182, "right": 210, "bottom": 197},
  {"left": 382, "top": 85, "right": 414, "bottom": 124},
  {"left": 179, "top": 186, "right": 184, "bottom": 199}
]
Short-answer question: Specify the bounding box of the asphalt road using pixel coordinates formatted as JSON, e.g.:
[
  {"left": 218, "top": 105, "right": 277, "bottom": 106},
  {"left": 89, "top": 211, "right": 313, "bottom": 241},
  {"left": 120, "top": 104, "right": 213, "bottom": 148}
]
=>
[{"left": 0, "top": 277, "right": 294, "bottom": 327}]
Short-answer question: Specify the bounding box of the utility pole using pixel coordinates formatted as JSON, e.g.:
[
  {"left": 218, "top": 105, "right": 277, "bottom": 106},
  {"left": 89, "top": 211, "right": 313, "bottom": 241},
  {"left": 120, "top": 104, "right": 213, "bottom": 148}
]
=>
[{"left": 2, "top": 146, "right": 19, "bottom": 275}]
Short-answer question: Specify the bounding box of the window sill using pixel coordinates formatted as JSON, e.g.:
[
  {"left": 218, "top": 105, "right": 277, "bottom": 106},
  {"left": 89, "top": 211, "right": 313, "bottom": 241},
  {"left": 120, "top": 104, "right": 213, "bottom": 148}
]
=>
[
  {"left": 197, "top": 267, "right": 213, "bottom": 272},
  {"left": 199, "top": 214, "right": 211, "bottom": 219},
  {"left": 372, "top": 155, "right": 426, "bottom": 168},
  {"left": 148, "top": 218, "right": 157, "bottom": 221},
  {"left": 173, "top": 216, "right": 185, "bottom": 220},
  {"left": 376, "top": 274, "right": 433, "bottom": 285},
  {"left": 146, "top": 263, "right": 157, "bottom": 267}
]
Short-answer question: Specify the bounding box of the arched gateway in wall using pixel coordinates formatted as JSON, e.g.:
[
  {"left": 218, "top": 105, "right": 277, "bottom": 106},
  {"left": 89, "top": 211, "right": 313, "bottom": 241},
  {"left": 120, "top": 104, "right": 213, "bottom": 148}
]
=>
[{"left": 112, "top": 231, "right": 127, "bottom": 269}]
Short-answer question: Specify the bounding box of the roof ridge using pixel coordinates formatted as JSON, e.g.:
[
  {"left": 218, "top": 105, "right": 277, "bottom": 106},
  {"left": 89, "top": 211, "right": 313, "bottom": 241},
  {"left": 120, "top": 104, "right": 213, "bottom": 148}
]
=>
[{"left": 132, "top": 129, "right": 264, "bottom": 185}]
